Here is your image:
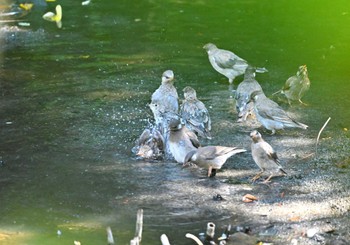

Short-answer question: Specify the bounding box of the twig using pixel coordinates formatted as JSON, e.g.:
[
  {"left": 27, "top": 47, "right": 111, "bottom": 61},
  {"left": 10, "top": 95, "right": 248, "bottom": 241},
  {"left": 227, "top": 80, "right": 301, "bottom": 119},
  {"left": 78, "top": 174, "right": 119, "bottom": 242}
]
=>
[
  {"left": 185, "top": 233, "right": 204, "bottom": 245},
  {"left": 315, "top": 117, "right": 331, "bottom": 158},
  {"left": 130, "top": 209, "right": 143, "bottom": 245},
  {"left": 106, "top": 226, "right": 115, "bottom": 244},
  {"left": 160, "top": 234, "right": 171, "bottom": 245},
  {"left": 206, "top": 222, "right": 215, "bottom": 240}
]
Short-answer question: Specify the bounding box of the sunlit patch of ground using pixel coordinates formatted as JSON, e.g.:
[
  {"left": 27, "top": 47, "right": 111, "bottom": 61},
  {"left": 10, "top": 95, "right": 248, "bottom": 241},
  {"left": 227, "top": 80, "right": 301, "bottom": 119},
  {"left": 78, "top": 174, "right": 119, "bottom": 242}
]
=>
[{"left": 0, "top": 229, "right": 32, "bottom": 243}]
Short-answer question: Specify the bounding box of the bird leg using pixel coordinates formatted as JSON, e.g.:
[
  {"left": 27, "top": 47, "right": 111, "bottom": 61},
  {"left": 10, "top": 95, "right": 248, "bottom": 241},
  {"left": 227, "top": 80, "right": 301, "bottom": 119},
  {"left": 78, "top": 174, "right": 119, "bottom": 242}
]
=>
[
  {"left": 263, "top": 174, "right": 274, "bottom": 183},
  {"left": 298, "top": 99, "right": 308, "bottom": 106},
  {"left": 207, "top": 166, "right": 213, "bottom": 177},
  {"left": 251, "top": 171, "right": 264, "bottom": 182}
]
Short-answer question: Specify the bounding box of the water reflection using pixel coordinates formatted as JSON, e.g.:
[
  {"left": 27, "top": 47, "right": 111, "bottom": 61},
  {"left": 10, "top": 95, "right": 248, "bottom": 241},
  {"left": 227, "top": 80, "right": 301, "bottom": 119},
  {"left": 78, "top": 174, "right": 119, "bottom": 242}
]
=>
[{"left": 1, "top": 0, "right": 349, "bottom": 244}]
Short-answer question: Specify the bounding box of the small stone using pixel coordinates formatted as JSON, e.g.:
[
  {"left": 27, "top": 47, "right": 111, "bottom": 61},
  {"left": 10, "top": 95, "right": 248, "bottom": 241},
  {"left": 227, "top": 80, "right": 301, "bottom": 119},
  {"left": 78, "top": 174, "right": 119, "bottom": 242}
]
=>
[{"left": 306, "top": 228, "right": 318, "bottom": 238}]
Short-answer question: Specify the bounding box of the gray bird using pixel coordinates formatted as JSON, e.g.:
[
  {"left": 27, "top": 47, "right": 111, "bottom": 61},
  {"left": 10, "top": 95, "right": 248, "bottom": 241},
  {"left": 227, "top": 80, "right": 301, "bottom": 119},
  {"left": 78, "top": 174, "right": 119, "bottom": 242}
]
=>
[
  {"left": 168, "top": 118, "right": 200, "bottom": 164},
  {"left": 149, "top": 102, "right": 178, "bottom": 160},
  {"left": 151, "top": 70, "right": 178, "bottom": 125},
  {"left": 250, "top": 130, "right": 287, "bottom": 182},
  {"left": 235, "top": 66, "right": 263, "bottom": 121},
  {"left": 180, "top": 86, "right": 212, "bottom": 139},
  {"left": 184, "top": 145, "right": 246, "bottom": 177},
  {"left": 251, "top": 90, "right": 308, "bottom": 135},
  {"left": 203, "top": 43, "right": 267, "bottom": 85},
  {"left": 273, "top": 65, "right": 311, "bottom": 105},
  {"left": 132, "top": 127, "right": 164, "bottom": 160}
]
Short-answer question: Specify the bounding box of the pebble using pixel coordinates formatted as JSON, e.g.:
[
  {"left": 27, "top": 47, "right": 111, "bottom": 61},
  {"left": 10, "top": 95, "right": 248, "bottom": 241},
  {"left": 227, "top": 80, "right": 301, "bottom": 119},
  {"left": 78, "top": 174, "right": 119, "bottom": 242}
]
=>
[{"left": 306, "top": 228, "right": 318, "bottom": 238}]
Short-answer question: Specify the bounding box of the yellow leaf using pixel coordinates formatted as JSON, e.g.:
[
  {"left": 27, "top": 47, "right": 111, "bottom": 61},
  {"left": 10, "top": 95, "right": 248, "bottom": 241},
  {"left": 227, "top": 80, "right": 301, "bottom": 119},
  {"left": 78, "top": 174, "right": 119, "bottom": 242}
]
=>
[{"left": 19, "top": 3, "right": 34, "bottom": 11}]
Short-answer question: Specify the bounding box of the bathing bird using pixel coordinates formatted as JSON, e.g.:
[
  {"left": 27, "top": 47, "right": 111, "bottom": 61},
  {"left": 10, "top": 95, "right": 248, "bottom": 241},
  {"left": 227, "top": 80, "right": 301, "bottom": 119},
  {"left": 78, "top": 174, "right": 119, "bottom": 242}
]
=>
[
  {"left": 235, "top": 66, "right": 263, "bottom": 121},
  {"left": 250, "top": 130, "right": 287, "bottom": 182},
  {"left": 168, "top": 118, "right": 200, "bottom": 164},
  {"left": 203, "top": 43, "right": 267, "bottom": 85},
  {"left": 184, "top": 145, "right": 246, "bottom": 177},
  {"left": 150, "top": 70, "right": 179, "bottom": 159},
  {"left": 132, "top": 127, "right": 164, "bottom": 160},
  {"left": 151, "top": 70, "right": 178, "bottom": 121},
  {"left": 251, "top": 90, "right": 308, "bottom": 135},
  {"left": 273, "top": 65, "right": 310, "bottom": 105},
  {"left": 180, "top": 86, "right": 212, "bottom": 139}
]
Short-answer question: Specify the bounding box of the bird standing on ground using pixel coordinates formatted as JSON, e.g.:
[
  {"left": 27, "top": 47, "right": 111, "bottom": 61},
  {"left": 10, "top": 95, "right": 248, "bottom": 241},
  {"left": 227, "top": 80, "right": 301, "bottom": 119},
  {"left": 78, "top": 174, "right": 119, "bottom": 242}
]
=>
[
  {"left": 274, "top": 65, "right": 310, "bottom": 105},
  {"left": 168, "top": 118, "right": 200, "bottom": 164},
  {"left": 235, "top": 66, "right": 263, "bottom": 121},
  {"left": 203, "top": 43, "right": 267, "bottom": 85},
  {"left": 251, "top": 90, "right": 308, "bottom": 134},
  {"left": 184, "top": 145, "right": 246, "bottom": 177},
  {"left": 250, "top": 130, "right": 287, "bottom": 182},
  {"left": 180, "top": 86, "right": 212, "bottom": 139}
]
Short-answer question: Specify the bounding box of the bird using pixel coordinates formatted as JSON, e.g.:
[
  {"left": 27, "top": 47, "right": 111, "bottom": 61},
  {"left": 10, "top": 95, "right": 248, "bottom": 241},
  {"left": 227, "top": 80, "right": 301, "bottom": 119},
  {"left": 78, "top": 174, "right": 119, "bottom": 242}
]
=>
[
  {"left": 180, "top": 86, "right": 212, "bottom": 139},
  {"left": 184, "top": 145, "right": 246, "bottom": 177},
  {"left": 132, "top": 127, "right": 164, "bottom": 160},
  {"left": 203, "top": 43, "right": 267, "bottom": 85},
  {"left": 168, "top": 117, "right": 200, "bottom": 164},
  {"left": 250, "top": 130, "right": 287, "bottom": 182},
  {"left": 151, "top": 70, "right": 178, "bottom": 123},
  {"left": 251, "top": 90, "right": 308, "bottom": 134},
  {"left": 273, "top": 65, "right": 311, "bottom": 105},
  {"left": 235, "top": 66, "right": 263, "bottom": 121}
]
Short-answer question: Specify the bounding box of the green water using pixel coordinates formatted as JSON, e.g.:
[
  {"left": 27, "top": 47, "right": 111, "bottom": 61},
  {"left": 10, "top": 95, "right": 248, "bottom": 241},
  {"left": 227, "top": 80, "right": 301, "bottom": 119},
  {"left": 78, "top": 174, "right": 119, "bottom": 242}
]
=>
[{"left": 1, "top": 0, "right": 349, "bottom": 244}]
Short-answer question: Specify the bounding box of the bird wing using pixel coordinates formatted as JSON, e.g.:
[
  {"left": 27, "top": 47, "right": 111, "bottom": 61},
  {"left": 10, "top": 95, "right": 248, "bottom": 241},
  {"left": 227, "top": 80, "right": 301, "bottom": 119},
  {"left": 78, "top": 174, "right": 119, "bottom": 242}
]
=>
[
  {"left": 213, "top": 50, "right": 247, "bottom": 69},
  {"left": 181, "top": 101, "right": 211, "bottom": 132},
  {"left": 255, "top": 97, "right": 288, "bottom": 121},
  {"left": 282, "top": 75, "right": 298, "bottom": 92},
  {"left": 184, "top": 127, "right": 200, "bottom": 148},
  {"left": 261, "top": 142, "right": 281, "bottom": 165}
]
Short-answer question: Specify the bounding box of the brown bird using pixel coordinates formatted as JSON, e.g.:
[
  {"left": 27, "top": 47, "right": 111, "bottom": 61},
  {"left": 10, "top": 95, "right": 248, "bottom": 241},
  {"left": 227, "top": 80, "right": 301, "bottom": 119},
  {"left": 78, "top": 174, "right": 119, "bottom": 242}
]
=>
[
  {"left": 132, "top": 127, "right": 164, "bottom": 160},
  {"left": 180, "top": 86, "right": 212, "bottom": 139},
  {"left": 274, "top": 65, "right": 311, "bottom": 105},
  {"left": 184, "top": 145, "right": 246, "bottom": 177},
  {"left": 251, "top": 90, "right": 308, "bottom": 134},
  {"left": 168, "top": 118, "right": 200, "bottom": 164},
  {"left": 250, "top": 130, "right": 287, "bottom": 182}
]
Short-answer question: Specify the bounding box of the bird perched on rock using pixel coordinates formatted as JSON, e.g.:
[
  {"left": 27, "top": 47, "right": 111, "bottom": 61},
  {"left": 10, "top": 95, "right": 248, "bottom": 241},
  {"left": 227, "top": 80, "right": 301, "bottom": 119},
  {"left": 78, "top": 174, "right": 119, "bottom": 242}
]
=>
[
  {"left": 250, "top": 130, "right": 287, "bottom": 182},
  {"left": 180, "top": 86, "right": 212, "bottom": 139},
  {"left": 184, "top": 145, "right": 246, "bottom": 177},
  {"left": 151, "top": 70, "right": 178, "bottom": 124},
  {"left": 273, "top": 65, "right": 310, "bottom": 105},
  {"left": 203, "top": 43, "right": 267, "bottom": 85},
  {"left": 168, "top": 118, "right": 200, "bottom": 164},
  {"left": 235, "top": 66, "right": 263, "bottom": 121},
  {"left": 251, "top": 90, "right": 308, "bottom": 135},
  {"left": 132, "top": 127, "right": 164, "bottom": 160}
]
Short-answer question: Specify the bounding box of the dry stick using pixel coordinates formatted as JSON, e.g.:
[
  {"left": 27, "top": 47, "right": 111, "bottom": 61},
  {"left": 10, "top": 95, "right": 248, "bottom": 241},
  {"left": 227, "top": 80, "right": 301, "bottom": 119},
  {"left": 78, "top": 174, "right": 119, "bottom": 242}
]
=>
[
  {"left": 160, "top": 234, "right": 171, "bottom": 245},
  {"left": 185, "top": 233, "right": 204, "bottom": 245},
  {"left": 206, "top": 222, "right": 215, "bottom": 240},
  {"left": 106, "top": 226, "right": 115, "bottom": 244},
  {"left": 130, "top": 209, "right": 143, "bottom": 245},
  {"left": 315, "top": 117, "right": 331, "bottom": 158}
]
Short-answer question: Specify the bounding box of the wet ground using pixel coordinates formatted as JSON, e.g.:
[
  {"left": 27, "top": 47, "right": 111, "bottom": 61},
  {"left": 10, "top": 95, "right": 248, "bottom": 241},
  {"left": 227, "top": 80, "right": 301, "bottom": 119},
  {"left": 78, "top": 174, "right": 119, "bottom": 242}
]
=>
[{"left": 1, "top": 0, "right": 350, "bottom": 244}]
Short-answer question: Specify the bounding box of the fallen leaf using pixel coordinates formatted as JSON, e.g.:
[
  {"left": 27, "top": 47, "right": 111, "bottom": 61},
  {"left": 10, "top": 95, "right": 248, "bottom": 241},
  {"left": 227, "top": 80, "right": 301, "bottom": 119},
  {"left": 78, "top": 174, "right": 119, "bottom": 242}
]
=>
[
  {"left": 242, "top": 194, "right": 258, "bottom": 203},
  {"left": 289, "top": 216, "right": 301, "bottom": 222}
]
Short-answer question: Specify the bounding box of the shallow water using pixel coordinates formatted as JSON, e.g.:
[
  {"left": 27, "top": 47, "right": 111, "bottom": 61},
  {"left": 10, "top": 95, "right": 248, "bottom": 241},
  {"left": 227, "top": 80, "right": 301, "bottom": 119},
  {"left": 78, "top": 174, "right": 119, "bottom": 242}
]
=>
[{"left": 0, "top": 0, "right": 349, "bottom": 244}]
